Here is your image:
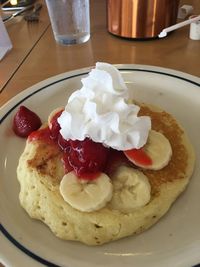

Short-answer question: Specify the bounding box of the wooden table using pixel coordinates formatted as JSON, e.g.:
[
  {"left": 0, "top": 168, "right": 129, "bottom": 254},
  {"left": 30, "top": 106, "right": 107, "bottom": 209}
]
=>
[
  {"left": 0, "top": 0, "right": 200, "bottom": 266},
  {"left": 0, "top": 0, "right": 50, "bottom": 93},
  {"left": 0, "top": 0, "right": 200, "bottom": 108}
]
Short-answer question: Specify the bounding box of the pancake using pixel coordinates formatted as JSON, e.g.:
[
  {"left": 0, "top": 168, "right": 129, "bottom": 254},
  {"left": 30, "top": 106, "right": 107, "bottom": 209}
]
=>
[{"left": 17, "top": 103, "right": 195, "bottom": 245}]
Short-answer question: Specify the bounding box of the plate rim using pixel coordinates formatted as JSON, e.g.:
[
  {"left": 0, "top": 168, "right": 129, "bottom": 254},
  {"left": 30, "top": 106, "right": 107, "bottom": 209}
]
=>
[{"left": 1, "top": 64, "right": 199, "bottom": 115}]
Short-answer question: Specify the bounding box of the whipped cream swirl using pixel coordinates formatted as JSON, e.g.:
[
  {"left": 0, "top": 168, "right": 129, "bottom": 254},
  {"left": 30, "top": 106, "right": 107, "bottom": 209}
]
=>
[{"left": 58, "top": 62, "right": 151, "bottom": 150}]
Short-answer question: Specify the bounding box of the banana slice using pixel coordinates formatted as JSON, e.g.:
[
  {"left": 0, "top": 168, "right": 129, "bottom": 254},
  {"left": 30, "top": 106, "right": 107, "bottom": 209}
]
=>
[
  {"left": 110, "top": 166, "right": 151, "bottom": 212},
  {"left": 60, "top": 171, "right": 113, "bottom": 212},
  {"left": 124, "top": 130, "right": 172, "bottom": 170},
  {"left": 48, "top": 107, "right": 64, "bottom": 129}
]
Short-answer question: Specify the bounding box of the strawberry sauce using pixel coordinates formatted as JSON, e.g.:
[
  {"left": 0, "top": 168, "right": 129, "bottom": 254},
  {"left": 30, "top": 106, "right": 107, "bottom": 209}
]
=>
[
  {"left": 28, "top": 127, "right": 55, "bottom": 146},
  {"left": 25, "top": 110, "right": 144, "bottom": 180},
  {"left": 124, "top": 148, "right": 152, "bottom": 166},
  {"left": 49, "top": 110, "right": 63, "bottom": 140},
  {"left": 28, "top": 111, "right": 112, "bottom": 180}
]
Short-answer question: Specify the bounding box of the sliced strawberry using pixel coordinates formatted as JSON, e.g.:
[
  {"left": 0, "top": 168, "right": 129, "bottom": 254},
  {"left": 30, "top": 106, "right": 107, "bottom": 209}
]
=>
[{"left": 67, "top": 138, "right": 110, "bottom": 178}]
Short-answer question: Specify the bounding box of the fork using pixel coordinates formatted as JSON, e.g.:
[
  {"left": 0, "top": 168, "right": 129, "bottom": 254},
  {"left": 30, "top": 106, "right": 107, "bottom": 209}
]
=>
[
  {"left": 2, "top": 5, "right": 34, "bottom": 22},
  {"left": 24, "top": 3, "right": 42, "bottom": 22}
]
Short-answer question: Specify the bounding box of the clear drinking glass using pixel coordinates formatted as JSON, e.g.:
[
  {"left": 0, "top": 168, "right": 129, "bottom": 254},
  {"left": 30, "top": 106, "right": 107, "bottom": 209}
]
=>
[{"left": 45, "top": 0, "right": 90, "bottom": 45}]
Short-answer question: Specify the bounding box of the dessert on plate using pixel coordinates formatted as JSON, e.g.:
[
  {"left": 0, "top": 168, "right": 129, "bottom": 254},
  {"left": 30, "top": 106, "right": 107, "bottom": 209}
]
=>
[{"left": 16, "top": 63, "right": 195, "bottom": 245}]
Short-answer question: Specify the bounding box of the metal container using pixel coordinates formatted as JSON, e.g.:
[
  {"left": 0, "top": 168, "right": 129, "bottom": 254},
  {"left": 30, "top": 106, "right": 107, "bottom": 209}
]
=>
[{"left": 107, "top": 0, "right": 180, "bottom": 39}]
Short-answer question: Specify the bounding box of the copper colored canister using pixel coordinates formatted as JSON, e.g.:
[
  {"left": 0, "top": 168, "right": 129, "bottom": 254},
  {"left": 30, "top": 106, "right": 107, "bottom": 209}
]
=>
[{"left": 107, "top": 0, "right": 180, "bottom": 39}]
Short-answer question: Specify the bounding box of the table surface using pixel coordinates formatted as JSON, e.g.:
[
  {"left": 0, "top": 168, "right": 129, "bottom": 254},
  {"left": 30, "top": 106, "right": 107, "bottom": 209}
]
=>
[
  {"left": 0, "top": 0, "right": 200, "bottom": 108},
  {"left": 0, "top": 0, "right": 200, "bottom": 266}
]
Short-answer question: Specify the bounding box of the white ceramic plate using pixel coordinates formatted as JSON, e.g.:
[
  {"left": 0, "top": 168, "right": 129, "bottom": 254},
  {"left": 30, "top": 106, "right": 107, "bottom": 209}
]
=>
[{"left": 0, "top": 65, "right": 200, "bottom": 267}]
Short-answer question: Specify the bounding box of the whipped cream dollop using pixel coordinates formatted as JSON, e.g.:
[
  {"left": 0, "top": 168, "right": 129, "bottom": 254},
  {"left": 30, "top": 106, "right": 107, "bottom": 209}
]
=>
[{"left": 58, "top": 62, "right": 151, "bottom": 150}]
